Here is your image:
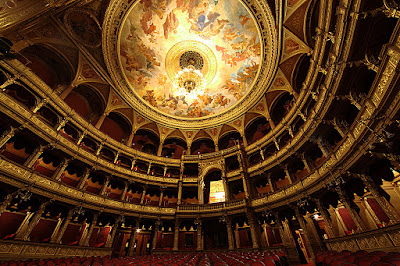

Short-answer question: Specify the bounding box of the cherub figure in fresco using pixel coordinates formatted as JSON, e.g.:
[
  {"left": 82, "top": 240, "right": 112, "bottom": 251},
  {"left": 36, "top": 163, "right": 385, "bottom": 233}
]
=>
[
  {"left": 157, "top": 74, "right": 168, "bottom": 86},
  {"left": 213, "top": 93, "right": 229, "bottom": 107},
  {"left": 189, "top": 12, "right": 220, "bottom": 32},
  {"left": 163, "top": 9, "right": 179, "bottom": 39},
  {"left": 239, "top": 14, "right": 250, "bottom": 27},
  {"left": 135, "top": 71, "right": 150, "bottom": 86},
  {"left": 143, "top": 90, "right": 158, "bottom": 107},
  {"left": 223, "top": 27, "right": 239, "bottom": 43},
  {"left": 141, "top": 0, "right": 167, "bottom": 19},
  {"left": 120, "top": 50, "right": 140, "bottom": 72},
  {"left": 197, "top": 94, "right": 213, "bottom": 108},
  {"left": 140, "top": 11, "right": 157, "bottom": 35},
  {"left": 137, "top": 43, "right": 160, "bottom": 67},
  {"left": 247, "top": 36, "right": 261, "bottom": 57},
  {"left": 199, "top": 18, "right": 228, "bottom": 39}
]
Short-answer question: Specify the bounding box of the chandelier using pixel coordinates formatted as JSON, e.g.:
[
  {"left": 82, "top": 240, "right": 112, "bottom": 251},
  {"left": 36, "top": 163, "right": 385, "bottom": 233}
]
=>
[{"left": 174, "top": 66, "right": 204, "bottom": 94}]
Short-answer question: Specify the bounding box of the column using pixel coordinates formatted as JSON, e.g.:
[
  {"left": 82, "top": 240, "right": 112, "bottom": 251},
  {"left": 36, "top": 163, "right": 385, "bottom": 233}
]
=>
[
  {"left": 241, "top": 134, "right": 248, "bottom": 147},
  {"left": 159, "top": 188, "right": 164, "bottom": 206},
  {"left": 157, "top": 141, "right": 164, "bottom": 156},
  {"left": 283, "top": 164, "right": 294, "bottom": 184},
  {"left": 274, "top": 212, "right": 294, "bottom": 247},
  {"left": 49, "top": 218, "right": 63, "bottom": 243},
  {"left": 106, "top": 218, "right": 120, "bottom": 248},
  {"left": 100, "top": 177, "right": 110, "bottom": 196},
  {"left": 95, "top": 143, "right": 103, "bottom": 156},
  {"left": 262, "top": 224, "right": 270, "bottom": 247},
  {"left": 140, "top": 185, "right": 147, "bottom": 204},
  {"left": 24, "top": 145, "right": 44, "bottom": 168},
  {"left": 76, "top": 131, "right": 86, "bottom": 145},
  {"left": 300, "top": 153, "right": 311, "bottom": 173},
  {"left": 95, "top": 112, "right": 109, "bottom": 129},
  {"left": 177, "top": 180, "right": 183, "bottom": 205},
  {"left": 82, "top": 213, "right": 99, "bottom": 246},
  {"left": 53, "top": 158, "right": 70, "bottom": 181},
  {"left": 121, "top": 182, "right": 129, "bottom": 201},
  {"left": 113, "top": 152, "right": 120, "bottom": 164},
  {"left": 151, "top": 220, "right": 160, "bottom": 251},
  {"left": 335, "top": 186, "right": 367, "bottom": 232},
  {"left": 173, "top": 219, "right": 180, "bottom": 251},
  {"left": 15, "top": 201, "right": 49, "bottom": 241},
  {"left": 78, "top": 221, "right": 90, "bottom": 246},
  {"left": 196, "top": 219, "right": 203, "bottom": 251},
  {"left": 226, "top": 217, "right": 235, "bottom": 250},
  {"left": 332, "top": 118, "right": 348, "bottom": 137},
  {"left": 198, "top": 180, "right": 204, "bottom": 204},
  {"left": 14, "top": 212, "right": 34, "bottom": 240},
  {"left": 222, "top": 177, "right": 230, "bottom": 201},
  {"left": 317, "top": 137, "right": 331, "bottom": 157},
  {"left": 234, "top": 225, "right": 240, "bottom": 249},
  {"left": 293, "top": 206, "right": 316, "bottom": 259},
  {"left": 147, "top": 163, "right": 152, "bottom": 175},
  {"left": 214, "top": 142, "right": 219, "bottom": 152},
  {"left": 126, "top": 132, "right": 135, "bottom": 147},
  {"left": 268, "top": 173, "right": 276, "bottom": 192},
  {"left": 314, "top": 198, "right": 336, "bottom": 238},
  {"left": 77, "top": 168, "right": 91, "bottom": 189},
  {"left": 51, "top": 209, "right": 74, "bottom": 244},
  {"left": 127, "top": 220, "right": 140, "bottom": 256},
  {"left": 247, "top": 211, "right": 260, "bottom": 249},
  {"left": 360, "top": 174, "right": 400, "bottom": 224},
  {"left": 0, "top": 126, "right": 17, "bottom": 148},
  {"left": 59, "top": 82, "right": 77, "bottom": 100},
  {"left": 31, "top": 98, "right": 48, "bottom": 114},
  {"left": 241, "top": 173, "right": 250, "bottom": 199}
]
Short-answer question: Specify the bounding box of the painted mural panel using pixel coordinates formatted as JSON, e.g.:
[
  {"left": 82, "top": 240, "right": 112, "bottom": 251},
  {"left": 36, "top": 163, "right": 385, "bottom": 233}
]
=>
[{"left": 120, "top": 0, "right": 261, "bottom": 118}]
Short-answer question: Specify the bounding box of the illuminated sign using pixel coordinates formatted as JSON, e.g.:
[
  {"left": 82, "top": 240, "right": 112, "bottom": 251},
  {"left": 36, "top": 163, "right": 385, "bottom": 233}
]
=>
[{"left": 209, "top": 180, "right": 226, "bottom": 203}]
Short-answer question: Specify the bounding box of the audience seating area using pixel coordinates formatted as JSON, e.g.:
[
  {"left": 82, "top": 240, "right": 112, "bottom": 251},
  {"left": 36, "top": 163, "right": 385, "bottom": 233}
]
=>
[
  {"left": 0, "top": 250, "right": 287, "bottom": 266},
  {"left": 316, "top": 250, "right": 400, "bottom": 266}
]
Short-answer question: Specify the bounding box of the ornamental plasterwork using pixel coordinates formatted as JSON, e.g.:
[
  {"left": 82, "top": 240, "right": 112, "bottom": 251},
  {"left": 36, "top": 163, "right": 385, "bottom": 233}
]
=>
[{"left": 102, "top": 0, "right": 278, "bottom": 129}]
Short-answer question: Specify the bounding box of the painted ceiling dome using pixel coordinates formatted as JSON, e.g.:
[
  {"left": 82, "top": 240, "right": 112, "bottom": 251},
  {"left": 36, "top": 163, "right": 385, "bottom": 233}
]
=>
[{"left": 103, "top": 0, "right": 278, "bottom": 129}]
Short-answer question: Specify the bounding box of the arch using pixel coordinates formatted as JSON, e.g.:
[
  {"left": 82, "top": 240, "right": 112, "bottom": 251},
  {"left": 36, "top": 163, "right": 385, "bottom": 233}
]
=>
[
  {"left": 292, "top": 54, "right": 311, "bottom": 94},
  {"left": 270, "top": 92, "right": 294, "bottom": 125},
  {"left": 162, "top": 137, "right": 187, "bottom": 158},
  {"left": 132, "top": 129, "right": 160, "bottom": 155},
  {"left": 218, "top": 130, "right": 242, "bottom": 150},
  {"left": 18, "top": 44, "right": 73, "bottom": 89},
  {"left": 100, "top": 112, "right": 132, "bottom": 142},
  {"left": 64, "top": 84, "right": 105, "bottom": 121},
  {"left": 245, "top": 116, "right": 269, "bottom": 145},
  {"left": 191, "top": 138, "right": 215, "bottom": 155}
]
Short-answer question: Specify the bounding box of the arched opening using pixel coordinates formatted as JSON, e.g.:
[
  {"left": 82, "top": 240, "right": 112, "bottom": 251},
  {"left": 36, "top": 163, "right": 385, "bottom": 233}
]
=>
[
  {"left": 162, "top": 137, "right": 187, "bottom": 158},
  {"left": 132, "top": 129, "right": 160, "bottom": 155},
  {"left": 270, "top": 92, "right": 295, "bottom": 125},
  {"left": 218, "top": 131, "right": 242, "bottom": 150},
  {"left": 191, "top": 138, "right": 215, "bottom": 155},
  {"left": 100, "top": 112, "right": 132, "bottom": 142},
  {"left": 64, "top": 85, "right": 105, "bottom": 121},
  {"left": 245, "top": 116, "right": 270, "bottom": 144},
  {"left": 18, "top": 45, "right": 73, "bottom": 89},
  {"left": 203, "top": 170, "right": 224, "bottom": 204}
]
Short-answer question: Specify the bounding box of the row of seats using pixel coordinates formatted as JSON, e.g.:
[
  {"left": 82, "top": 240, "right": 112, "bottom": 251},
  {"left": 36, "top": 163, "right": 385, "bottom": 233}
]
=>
[
  {"left": 0, "top": 250, "right": 287, "bottom": 266},
  {"left": 316, "top": 250, "right": 400, "bottom": 266}
]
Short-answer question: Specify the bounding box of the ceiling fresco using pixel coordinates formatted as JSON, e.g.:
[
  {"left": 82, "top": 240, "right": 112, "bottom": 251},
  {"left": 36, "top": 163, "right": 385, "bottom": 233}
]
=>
[{"left": 119, "top": 0, "right": 262, "bottom": 118}]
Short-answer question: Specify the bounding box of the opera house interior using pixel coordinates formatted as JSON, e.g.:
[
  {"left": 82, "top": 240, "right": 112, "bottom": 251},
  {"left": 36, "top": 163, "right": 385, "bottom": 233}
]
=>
[{"left": 0, "top": 0, "right": 400, "bottom": 265}]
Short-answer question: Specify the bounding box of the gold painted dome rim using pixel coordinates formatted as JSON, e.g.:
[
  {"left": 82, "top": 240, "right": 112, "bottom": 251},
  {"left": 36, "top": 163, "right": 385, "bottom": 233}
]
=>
[{"left": 102, "top": 0, "right": 279, "bottom": 129}]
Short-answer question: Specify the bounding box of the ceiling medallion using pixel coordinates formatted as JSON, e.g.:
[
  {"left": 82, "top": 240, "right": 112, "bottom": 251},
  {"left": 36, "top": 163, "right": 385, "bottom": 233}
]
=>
[{"left": 103, "top": 0, "right": 278, "bottom": 129}]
